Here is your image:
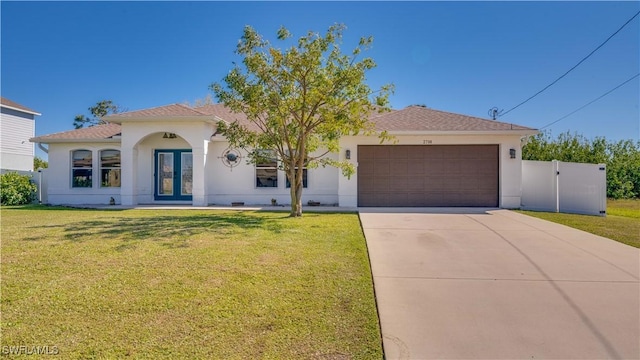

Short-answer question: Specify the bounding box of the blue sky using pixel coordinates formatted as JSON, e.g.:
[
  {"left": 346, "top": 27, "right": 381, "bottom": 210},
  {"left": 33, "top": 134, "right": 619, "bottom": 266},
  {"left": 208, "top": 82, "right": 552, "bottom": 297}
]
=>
[{"left": 2, "top": 1, "right": 638, "bottom": 159}]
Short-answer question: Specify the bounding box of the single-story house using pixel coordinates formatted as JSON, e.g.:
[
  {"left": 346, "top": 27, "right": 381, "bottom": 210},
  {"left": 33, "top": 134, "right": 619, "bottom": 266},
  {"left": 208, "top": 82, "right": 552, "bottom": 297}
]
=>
[{"left": 30, "top": 103, "right": 537, "bottom": 208}]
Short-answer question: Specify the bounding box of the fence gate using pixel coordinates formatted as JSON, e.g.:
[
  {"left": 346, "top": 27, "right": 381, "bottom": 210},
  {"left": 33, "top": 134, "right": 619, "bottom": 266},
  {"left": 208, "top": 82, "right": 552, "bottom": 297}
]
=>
[{"left": 521, "top": 160, "right": 606, "bottom": 216}]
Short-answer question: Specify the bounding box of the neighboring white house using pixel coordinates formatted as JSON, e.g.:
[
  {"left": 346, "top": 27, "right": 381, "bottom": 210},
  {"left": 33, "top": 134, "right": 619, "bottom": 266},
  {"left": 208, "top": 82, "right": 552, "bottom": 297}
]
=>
[
  {"left": 1, "top": 97, "right": 41, "bottom": 173},
  {"left": 30, "top": 103, "right": 537, "bottom": 208}
]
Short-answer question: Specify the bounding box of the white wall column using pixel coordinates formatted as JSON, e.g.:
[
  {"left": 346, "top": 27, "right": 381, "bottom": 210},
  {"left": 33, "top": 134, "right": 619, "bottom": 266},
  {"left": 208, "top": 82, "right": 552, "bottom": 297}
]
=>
[
  {"left": 191, "top": 141, "right": 208, "bottom": 206},
  {"left": 120, "top": 146, "right": 138, "bottom": 206}
]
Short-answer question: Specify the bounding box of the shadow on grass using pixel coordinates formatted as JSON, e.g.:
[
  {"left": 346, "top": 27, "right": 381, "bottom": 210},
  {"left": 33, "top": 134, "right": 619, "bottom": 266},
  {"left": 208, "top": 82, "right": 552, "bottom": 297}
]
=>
[
  {"left": 23, "top": 212, "right": 287, "bottom": 249},
  {"left": 3, "top": 204, "right": 125, "bottom": 212}
]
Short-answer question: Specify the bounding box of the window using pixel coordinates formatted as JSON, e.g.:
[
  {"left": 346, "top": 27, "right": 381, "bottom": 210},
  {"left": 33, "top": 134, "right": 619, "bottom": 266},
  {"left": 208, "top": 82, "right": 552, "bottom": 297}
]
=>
[
  {"left": 255, "top": 150, "right": 278, "bottom": 188},
  {"left": 181, "top": 152, "right": 193, "bottom": 195},
  {"left": 71, "top": 150, "right": 92, "bottom": 188},
  {"left": 286, "top": 169, "right": 308, "bottom": 188},
  {"left": 100, "top": 150, "right": 121, "bottom": 187}
]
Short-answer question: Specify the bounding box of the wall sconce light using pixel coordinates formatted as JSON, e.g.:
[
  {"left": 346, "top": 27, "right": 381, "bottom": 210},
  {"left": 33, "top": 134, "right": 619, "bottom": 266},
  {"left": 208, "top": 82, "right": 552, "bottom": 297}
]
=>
[
  {"left": 345, "top": 149, "right": 351, "bottom": 160},
  {"left": 163, "top": 132, "right": 177, "bottom": 139},
  {"left": 509, "top": 148, "right": 516, "bottom": 159}
]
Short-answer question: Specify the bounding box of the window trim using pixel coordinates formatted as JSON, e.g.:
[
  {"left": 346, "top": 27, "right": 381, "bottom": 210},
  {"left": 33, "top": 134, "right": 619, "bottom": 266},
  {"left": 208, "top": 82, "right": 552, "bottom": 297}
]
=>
[
  {"left": 100, "top": 149, "right": 121, "bottom": 188},
  {"left": 71, "top": 149, "right": 93, "bottom": 188},
  {"left": 255, "top": 149, "right": 278, "bottom": 188}
]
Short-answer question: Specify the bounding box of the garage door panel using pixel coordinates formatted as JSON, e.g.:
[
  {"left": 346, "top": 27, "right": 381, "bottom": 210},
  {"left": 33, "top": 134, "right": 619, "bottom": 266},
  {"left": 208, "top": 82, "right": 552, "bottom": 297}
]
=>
[
  {"left": 392, "top": 176, "right": 409, "bottom": 190},
  {"left": 408, "top": 148, "right": 424, "bottom": 160},
  {"left": 359, "top": 176, "right": 375, "bottom": 192},
  {"left": 423, "top": 192, "right": 445, "bottom": 205},
  {"left": 390, "top": 161, "right": 408, "bottom": 174},
  {"left": 389, "top": 146, "right": 408, "bottom": 159},
  {"left": 374, "top": 162, "right": 390, "bottom": 176},
  {"left": 443, "top": 146, "right": 462, "bottom": 159},
  {"left": 479, "top": 145, "right": 499, "bottom": 159},
  {"left": 443, "top": 161, "right": 462, "bottom": 174},
  {"left": 459, "top": 159, "right": 480, "bottom": 172},
  {"left": 358, "top": 161, "right": 375, "bottom": 176},
  {"left": 372, "top": 192, "right": 391, "bottom": 206},
  {"left": 424, "top": 176, "right": 444, "bottom": 190},
  {"left": 441, "top": 177, "right": 462, "bottom": 190},
  {"left": 358, "top": 145, "right": 499, "bottom": 207},
  {"left": 388, "top": 193, "right": 408, "bottom": 206},
  {"left": 426, "top": 146, "right": 445, "bottom": 159},
  {"left": 357, "top": 192, "right": 378, "bottom": 207},
  {"left": 406, "top": 193, "right": 428, "bottom": 206},
  {"left": 476, "top": 159, "right": 498, "bottom": 171},
  {"left": 374, "top": 146, "right": 391, "bottom": 159},
  {"left": 373, "top": 176, "right": 391, "bottom": 192},
  {"left": 358, "top": 146, "right": 375, "bottom": 160},
  {"left": 407, "top": 162, "right": 425, "bottom": 175},
  {"left": 479, "top": 183, "right": 498, "bottom": 192},
  {"left": 428, "top": 160, "right": 446, "bottom": 175},
  {"left": 406, "top": 177, "right": 424, "bottom": 191}
]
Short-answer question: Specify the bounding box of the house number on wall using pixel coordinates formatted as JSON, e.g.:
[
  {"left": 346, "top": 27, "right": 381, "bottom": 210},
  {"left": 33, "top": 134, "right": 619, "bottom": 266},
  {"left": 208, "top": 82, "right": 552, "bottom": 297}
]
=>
[{"left": 423, "top": 140, "right": 433, "bottom": 144}]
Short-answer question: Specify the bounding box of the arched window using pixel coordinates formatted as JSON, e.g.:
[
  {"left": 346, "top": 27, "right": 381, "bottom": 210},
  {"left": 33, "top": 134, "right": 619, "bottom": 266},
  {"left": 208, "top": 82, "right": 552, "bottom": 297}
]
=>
[
  {"left": 71, "top": 150, "right": 92, "bottom": 188},
  {"left": 100, "top": 149, "right": 121, "bottom": 187}
]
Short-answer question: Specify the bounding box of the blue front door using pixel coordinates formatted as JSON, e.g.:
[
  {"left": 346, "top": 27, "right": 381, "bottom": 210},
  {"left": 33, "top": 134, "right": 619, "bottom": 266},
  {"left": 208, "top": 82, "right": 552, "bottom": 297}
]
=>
[{"left": 154, "top": 149, "right": 193, "bottom": 201}]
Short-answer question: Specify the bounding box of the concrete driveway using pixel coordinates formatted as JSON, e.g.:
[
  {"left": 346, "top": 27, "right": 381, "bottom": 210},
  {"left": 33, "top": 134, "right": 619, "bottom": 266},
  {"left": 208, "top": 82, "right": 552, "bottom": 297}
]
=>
[{"left": 359, "top": 208, "right": 639, "bottom": 360}]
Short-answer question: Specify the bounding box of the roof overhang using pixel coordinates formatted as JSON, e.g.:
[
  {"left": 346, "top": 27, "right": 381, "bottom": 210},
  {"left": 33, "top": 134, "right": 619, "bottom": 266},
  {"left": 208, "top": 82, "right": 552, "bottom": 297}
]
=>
[
  {"left": 383, "top": 129, "right": 539, "bottom": 136},
  {"left": 1, "top": 104, "right": 41, "bottom": 116},
  {"left": 105, "top": 115, "right": 218, "bottom": 124},
  {"left": 30, "top": 138, "right": 121, "bottom": 144}
]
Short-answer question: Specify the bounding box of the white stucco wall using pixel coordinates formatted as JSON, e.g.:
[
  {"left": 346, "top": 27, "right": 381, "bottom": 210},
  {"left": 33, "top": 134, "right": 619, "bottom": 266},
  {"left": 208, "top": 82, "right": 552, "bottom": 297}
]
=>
[
  {"left": 119, "top": 121, "right": 213, "bottom": 206},
  {"left": 132, "top": 133, "right": 191, "bottom": 204},
  {"left": 118, "top": 120, "right": 339, "bottom": 206},
  {"left": 338, "top": 134, "right": 525, "bottom": 208},
  {"left": 42, "top": 125, "right": 527, "bottom": 209},
  {"left": 45, "top": 142, "right": 121, "bottom": 205},
  {"left": 206, "top": 141, "right": 339, "bottom": 206}
]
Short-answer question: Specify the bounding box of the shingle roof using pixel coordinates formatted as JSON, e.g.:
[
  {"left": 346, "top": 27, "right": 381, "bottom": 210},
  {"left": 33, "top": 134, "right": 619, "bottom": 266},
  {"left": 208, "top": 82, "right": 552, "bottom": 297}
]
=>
[
  {"left": 108, "top": 103, "right": 209, "bottom": 118},
  {"left": 370, "top": 105, "right": 534, "bottom": 131},
  {"left": 193, "top": 104, "right": 263, "bottom": 131},
  {"left": 0, "top": 96, "right": 41, "bottom": 115},
  {"left": 30, "top": 123, "right": 121, "bottom": 143},
  {"left": 32, "top": 103, "right": 535, "bottom": 143}
]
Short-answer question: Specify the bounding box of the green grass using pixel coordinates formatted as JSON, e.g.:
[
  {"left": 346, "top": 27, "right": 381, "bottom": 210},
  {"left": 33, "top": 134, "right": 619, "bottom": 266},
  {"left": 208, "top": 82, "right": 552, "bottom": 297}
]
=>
[
  {"left": 518, "top": 199, "right": 640, "bottom": 248},
  {"left": 1, "top": 206, "right": 382, "bottom": 359}
]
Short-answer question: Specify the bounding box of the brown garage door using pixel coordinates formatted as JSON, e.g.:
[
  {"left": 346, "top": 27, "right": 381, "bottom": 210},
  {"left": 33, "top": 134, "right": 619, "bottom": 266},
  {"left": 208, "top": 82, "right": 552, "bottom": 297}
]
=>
[{"left": 358, "top": 145, "right": 499, "bottom": 207}]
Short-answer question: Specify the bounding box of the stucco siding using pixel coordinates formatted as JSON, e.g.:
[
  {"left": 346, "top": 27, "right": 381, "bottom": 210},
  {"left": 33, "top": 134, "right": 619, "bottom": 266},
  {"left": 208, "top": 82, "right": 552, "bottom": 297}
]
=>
[
  {"left": 119, "top": 121, "right": 214, "bottom": 205},
  {"left": 45, "top": 142, "right": 121, "bottom": 205},
  {"left": 133, "top": 134, "right": 191, "bottom": 204},
  {"left": 206, "top": 141, "right": 339, "bottom": 206},
  {"left": 40, "top": 128, "right": 526, "bottom": 208},
  {"left": 1, "top": 107, "right": 35, "bottom": 171}
]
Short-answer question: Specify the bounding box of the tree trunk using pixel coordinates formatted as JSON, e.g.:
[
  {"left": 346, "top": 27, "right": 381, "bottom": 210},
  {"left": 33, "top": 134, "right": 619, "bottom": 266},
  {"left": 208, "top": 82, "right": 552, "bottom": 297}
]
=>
[{"left": 288, "top": 167, "right": 303, "bottom": 217}]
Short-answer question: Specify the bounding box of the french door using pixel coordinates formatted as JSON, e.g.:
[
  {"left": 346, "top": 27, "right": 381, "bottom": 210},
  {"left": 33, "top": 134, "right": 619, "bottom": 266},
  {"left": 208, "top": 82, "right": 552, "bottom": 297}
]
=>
[{"left": 154, "top": 149, "right": 193, "bottom": 201}]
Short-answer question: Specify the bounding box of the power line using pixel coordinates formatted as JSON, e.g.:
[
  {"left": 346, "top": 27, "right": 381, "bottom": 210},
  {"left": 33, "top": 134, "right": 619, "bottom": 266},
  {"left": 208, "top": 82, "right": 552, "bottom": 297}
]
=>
[
  {"left": 539, "top": 73, "right": 639, "bottom": 130},
  {"left": 499, "top": 10, "right": 640, "bottom": 118}
]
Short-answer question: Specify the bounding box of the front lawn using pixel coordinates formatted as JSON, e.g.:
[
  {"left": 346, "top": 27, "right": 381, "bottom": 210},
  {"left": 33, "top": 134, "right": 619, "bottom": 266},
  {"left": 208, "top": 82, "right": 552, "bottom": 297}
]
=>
[
  {"left": 518, "top": 198, "right": 640, "bottom": 248},
  {"left": 1, "top": 206, "right": 382, "bottom": 359}
]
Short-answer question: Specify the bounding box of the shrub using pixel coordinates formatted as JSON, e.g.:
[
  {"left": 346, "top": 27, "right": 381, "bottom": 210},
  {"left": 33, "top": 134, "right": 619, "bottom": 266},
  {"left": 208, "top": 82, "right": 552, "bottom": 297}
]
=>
[{"left": 1, "top": 172, "right": 37, "bottom": 205}]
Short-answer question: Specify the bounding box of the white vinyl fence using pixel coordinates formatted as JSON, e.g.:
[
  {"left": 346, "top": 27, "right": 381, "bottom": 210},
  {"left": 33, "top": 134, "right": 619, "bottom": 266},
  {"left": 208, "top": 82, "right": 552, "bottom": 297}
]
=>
[
  {"left": 521, "top": 160, "right": 606, "bottom": 216},
  {"left": 32, "top": 168, "right": 48, "bottom": 204}
]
